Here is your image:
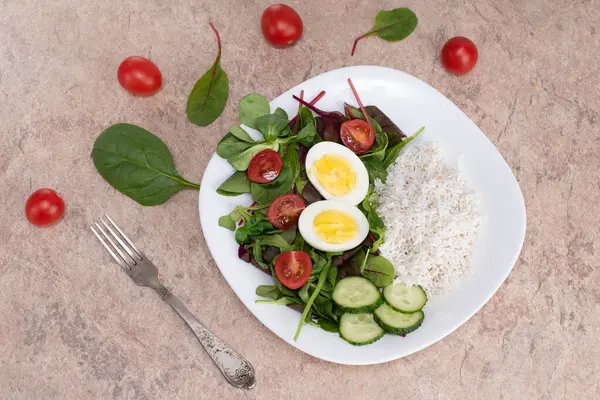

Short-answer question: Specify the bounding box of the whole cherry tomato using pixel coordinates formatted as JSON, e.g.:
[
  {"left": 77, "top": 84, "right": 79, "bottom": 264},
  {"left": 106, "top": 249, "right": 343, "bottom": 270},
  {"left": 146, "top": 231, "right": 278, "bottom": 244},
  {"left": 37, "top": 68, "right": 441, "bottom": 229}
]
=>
[
  {"left": 117, "top": 56, "right": 162, "bottom": 96},
  {"left": 441, "top": 37, "right": 478, "bottom": 75},
  {"left": 261, "top": 4, "right": 303, "bottom": 47},
  {"left": 25, "top": 188, "right": 65, "bottom": 226}
]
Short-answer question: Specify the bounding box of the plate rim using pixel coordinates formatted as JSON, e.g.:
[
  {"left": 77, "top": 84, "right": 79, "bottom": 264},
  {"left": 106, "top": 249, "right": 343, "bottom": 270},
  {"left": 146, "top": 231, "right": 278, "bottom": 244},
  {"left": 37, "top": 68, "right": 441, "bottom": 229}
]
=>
[{"left": 199, "top": 65, "right": 527, "bottom": 365}]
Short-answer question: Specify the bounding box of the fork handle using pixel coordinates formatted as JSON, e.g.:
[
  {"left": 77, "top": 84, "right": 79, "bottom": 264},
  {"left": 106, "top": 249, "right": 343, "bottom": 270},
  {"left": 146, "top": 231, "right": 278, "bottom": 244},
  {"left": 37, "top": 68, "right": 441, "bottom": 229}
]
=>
[{"left": 153, "top": 286, "right": 256, "bottom": 389}]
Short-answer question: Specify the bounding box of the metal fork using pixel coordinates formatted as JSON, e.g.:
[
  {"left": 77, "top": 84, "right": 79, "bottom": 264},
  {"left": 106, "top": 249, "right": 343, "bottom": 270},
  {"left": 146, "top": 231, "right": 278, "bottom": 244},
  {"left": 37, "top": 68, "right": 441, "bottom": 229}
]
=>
[{"left": 90, "top": 215, "right": 256, "bottom": 390}]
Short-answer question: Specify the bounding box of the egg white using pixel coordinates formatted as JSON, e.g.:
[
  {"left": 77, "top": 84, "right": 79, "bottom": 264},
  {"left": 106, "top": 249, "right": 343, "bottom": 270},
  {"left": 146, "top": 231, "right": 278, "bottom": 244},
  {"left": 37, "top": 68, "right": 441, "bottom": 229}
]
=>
[
  {"left": 305, "top": 142, "right": 369, "bottom": 205},
  {"left": 298, "top": 200, "right": 370, "bottom": 252}
]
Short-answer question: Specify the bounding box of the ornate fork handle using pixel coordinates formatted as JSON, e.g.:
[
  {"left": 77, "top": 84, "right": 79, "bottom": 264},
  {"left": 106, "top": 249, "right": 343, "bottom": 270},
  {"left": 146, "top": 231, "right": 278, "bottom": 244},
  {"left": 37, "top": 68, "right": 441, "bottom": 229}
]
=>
[{"left": 153, "top": 285, "right": 256, "bottom": 389}]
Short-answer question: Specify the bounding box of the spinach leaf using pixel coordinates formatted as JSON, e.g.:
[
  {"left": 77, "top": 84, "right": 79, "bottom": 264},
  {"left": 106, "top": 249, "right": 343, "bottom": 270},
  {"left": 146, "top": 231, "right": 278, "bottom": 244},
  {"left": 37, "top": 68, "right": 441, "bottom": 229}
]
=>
[
  {"left": 91, "top": 123, "right": 200, "bottom": 206},
  {"left": 351, "top": 8, "right": 418, "bottom": 56},
  {"left": 361, "top": 254, "right": 395, "bottom": 287},
  {"left": 250, "top": 146, "right": 298, "bottom": 204},
  {"left": 294, "top": 262, "right": 332, "bottom": 340},
  {"left": 295, "top": 173, "right": 309, "bottom": 195},
  {"left": 299, "top": 107, "right": 316, "bottom": 129},
  {"left": 360, "top": 128, "right": 388, "bottom": 162},
  {"left": 256, "top": 297, "right": 301, "bottom": 305},
  {"left": 275, "top": 107, "right": 289, "bottom": 119},
  {"left": 277, "top": 122, "right": 317, "bottom": 147},
  {"left": 186, "top": 24, "right": 229, "bottom": 126},
  {"left": 317, "top": 319, "right": 339, "bottom": 333},
  {"left": 216, "top": 133, "right": 253, "bottom": 159},
  {"left": 217, "top": 171, "right": 250, "bottom": 196},
  {"left": 293, "top": 232, "right": 305, "bottom": 250},
  {"left": 256, "top": 285, "right": 282, "bottom": 300},
  {"left": 259, "top": 234, "right": 292, "bottom": 252},
  {"left": 383, "top": 126, "right": 424, "bottom": 169},
  {"left": 238, "top": 94, "right": 270, "bottom": 129},
  {"left": 279, "top": 227, "right": 297, "bottom": 244},
  {"left": 361, "top": 157, "right": 388, "bottom": 183},
  {"left": 255, "top": 114, "right": 290, "bottom": 142},
  {"left": 360, "top": 190, "right": 386, "bottom": 251},
  {"left": 235, "top": 217, "right": 274, "bottom": 244},
  {"left": 218, "top": 215, "right": 236, "bottom": 231},
  {"left": 298, "top": 282, "right": 310, "bottom": 303},
  {"left": 229, "top": 143, "right": 278, "bottom": 171},
  {"left": 229, "top": 126, "right": 256, "bottom": 143}
]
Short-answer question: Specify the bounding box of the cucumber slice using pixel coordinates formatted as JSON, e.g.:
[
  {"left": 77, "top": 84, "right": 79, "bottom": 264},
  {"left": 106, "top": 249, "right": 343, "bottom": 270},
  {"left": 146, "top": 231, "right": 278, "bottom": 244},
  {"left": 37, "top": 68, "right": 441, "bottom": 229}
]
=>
[
  {"left": 374, "top": 304, "right": 424, "bottom": 335},
  {"left": 339, "top": 312, "right": 385, "bottom": 346},
  {"left": 332, "top": 277, "right": 382, "bottom": 313},
  {"left": 383, "top": 283, "right": 427, "bottom": 313}
]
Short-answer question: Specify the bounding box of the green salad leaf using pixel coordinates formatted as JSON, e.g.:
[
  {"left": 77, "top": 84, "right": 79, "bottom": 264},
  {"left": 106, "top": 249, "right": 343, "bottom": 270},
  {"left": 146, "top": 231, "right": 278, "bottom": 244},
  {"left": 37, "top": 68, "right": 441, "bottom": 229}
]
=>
[
  {"left": 354, "top": 250, "right": 395, "bottom": 287},
  {"left": 186, "top": 24, "right": 229, "bottom": 126},
  {"left": 255, "top": 114, "right": 290, "bottom": 142},
  {"left": 235, "top": 216, "right": 274, "bottom": 244},
  {"left": 351, "top": 8, "right": 418, "bottom": 56},
  {"left": 229, "top": 143, "right": 278, "bottom": 171},
  {"left": 91, "top": 123, "right": 200, "bottom": 206},
  {"left": 274, "top": 107, "right": 289, "bottom": 119},
  {"left": 238, "top": 94, "right": 270, "bottom": 129},
  {"left": 229, "top": 126, "right": 256, "bottom": 143},
  {"left": 216, "top": 132, "right": 254, "bottom": 159},
  {"left": 256, "top": 285, "right": 282, "bottom": 300},
  {"left": 383, "top": 126, "right": 425, "bottom": 169},
  {"left": 216, "top": 171, "right": 250, "bottom": 196}
]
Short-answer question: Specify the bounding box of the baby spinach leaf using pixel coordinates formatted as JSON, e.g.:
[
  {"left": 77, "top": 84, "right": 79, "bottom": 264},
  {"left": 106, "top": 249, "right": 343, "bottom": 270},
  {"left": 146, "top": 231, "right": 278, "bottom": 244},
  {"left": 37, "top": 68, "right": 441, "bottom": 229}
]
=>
[
  {"left": 92, "top": 123, "right": 200, "bottom": 206},
  {"left": 238, "top": 94, "right": 270, "bottom": 129},
  {"left": 218, "top": 215, "right": 236, "bottom": 231},
  {"left": 275, "top": 107, "right": 289, "bottom": 119},
  {"left": 351, "top": 8, "right": 418, "bottom": 56},
  {"left": 255, "top": 114, "right": 290, "bottom": 142},
  {"left": 294, "top": 262, "right": 332, "bottom": 340},
  {"left": 383, "top": 126, "right": 424, "bottom": 169},
  {"left": 217, "top": 171, "right": 250, "bottom": 196},
  {"left": 359, "top": 190, "right": 387, "bottom": 251},
  {"left": 235, "top": 217, "right": 274, "bottom": 244},
  {"left": 361, "top": 255, "right": 395, "bottom": 287},
  {"left": 256, "top": 297, "right": 301, "bottom": 305},
  {"left": 250, "top": 146, "right": 298, "bottom": 204},
  {"left": 259, "top": 234, "right": 292, "bottom": 252},
  {"left": 277, "top": 122, "right": 316, "bottom": 147},
  {"left": 360, "top": 128, "right": 388, "bottom": 162},
  {"left": 299, "top": 282, "right": 310, "bottom": 303},
  {"left": 317, "top": 319, "right": 339, "bottom": 333},
  {"left": 361, "top": 157, "right": 388, "bottom": 183},
  {"left": 295, "top": 174, "right": 309, "bottom": 195},
  {"left": 256, "top": 285, "right": 282, "bottom": 300},
  {"left": 216, "top": 133, "right": 253, "bottom": 159},
  {"left": 186, "top": 24, "right": 229, "bottom": 126},
  {"left": 229, "top": 143, "right": 278, "bottom": 171},
  {"left": 365, "top": 106, "right": 406, "bottom": 146},
  {"left": 229, "top": 126, "right": 256, "bottom": 143}
]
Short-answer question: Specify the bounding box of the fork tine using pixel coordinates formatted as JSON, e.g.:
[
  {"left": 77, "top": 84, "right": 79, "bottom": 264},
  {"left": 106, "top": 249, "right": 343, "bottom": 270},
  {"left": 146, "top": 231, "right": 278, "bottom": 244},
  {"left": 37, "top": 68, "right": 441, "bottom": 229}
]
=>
[
  {"left": 104, "top": 214, "right": 143, "bottom": 260},
  {"left": 99, "top": 216, "right": 141, "bottom": 263},
  {"left": 93, "top": 221, "right": 135, "bottom": 269},
  {"left": 90, "top": 224, "right": 131, "bottom": 271}
]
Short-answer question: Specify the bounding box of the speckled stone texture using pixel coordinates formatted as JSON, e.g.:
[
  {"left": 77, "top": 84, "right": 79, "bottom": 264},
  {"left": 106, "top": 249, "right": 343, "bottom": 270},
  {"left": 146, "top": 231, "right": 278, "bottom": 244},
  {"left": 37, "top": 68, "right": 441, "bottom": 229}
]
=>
[{"left": 1, "top": 0, "right": 598, "bottom": 399}]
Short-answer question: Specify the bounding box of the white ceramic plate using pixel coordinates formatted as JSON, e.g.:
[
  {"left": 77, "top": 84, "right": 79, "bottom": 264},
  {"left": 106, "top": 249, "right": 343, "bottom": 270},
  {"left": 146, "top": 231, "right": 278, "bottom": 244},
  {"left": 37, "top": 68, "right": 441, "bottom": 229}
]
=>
[{"left": 199, "top": 66, "right": 526, "bottom": 365}]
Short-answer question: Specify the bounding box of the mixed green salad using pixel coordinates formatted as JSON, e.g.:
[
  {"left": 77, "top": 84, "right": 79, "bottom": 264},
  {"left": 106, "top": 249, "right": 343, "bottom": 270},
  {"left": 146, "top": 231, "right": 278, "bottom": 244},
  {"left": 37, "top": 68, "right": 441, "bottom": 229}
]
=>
[{"left": 216, "top": 80, "right": 427, "bottom": 345}]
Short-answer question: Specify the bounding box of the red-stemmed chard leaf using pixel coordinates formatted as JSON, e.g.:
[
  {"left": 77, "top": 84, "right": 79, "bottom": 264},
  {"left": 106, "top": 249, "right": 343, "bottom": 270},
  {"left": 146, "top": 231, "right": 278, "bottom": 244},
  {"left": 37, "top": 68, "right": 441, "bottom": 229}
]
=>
[
  {"left": 186, "top": 23, "right": 229, "bottom": 126},
  {"left": 292, "top": 95, "right": 346, "bottom": 142},
  {"left": 288, "top": 90, "right": 326, "bottom": 127},
  {"left": 351, "top": 8, "right": 418, "bottom": 56}
]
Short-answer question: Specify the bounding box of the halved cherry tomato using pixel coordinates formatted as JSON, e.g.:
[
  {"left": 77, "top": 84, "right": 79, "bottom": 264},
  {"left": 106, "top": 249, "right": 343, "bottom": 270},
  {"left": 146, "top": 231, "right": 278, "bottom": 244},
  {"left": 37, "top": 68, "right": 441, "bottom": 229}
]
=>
[
  {"left": 25, "top": 188, "right": 65, "bottom": 226},
  {"left": 441, "top": 37, "right": 478, "bottom": 75},
  {"left": 340, "top": 119, "right": 375, "bottom": 154},
  {"left": 275, "top": 251, "right": 312, "bottom": 289},
  {"left": 261, "top": 4, "right": 303, "bottom": 47},
  {"left": 267, "top": 194, "right": 305, "bottom": 230},
  {"left": 117, "top": 56, "right": 162, "bottom": 96},
  {"left": 247, "top": 149, "right": 283, "bottom": 183}
]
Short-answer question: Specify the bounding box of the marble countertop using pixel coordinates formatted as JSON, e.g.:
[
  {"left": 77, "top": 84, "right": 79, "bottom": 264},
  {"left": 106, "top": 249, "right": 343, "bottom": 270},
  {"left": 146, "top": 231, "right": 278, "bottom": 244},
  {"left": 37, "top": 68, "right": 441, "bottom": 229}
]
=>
[{"left": 1, "top": 0, "right": 598, "bottom": 399}]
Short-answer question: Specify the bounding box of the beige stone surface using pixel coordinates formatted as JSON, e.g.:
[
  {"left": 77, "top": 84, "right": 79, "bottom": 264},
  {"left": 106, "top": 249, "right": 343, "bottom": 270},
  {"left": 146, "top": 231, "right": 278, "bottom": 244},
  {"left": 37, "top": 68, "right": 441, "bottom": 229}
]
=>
[{"left": 1, "top": 0, "right": 599, "bottom": 399}]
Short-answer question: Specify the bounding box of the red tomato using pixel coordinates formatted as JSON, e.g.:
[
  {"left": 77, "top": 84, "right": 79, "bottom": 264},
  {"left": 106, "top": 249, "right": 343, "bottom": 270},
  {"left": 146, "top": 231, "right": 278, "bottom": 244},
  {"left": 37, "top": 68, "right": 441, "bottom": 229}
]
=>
[
  {"left": 340, "top": 119, "right": 375, "bottom": 154},
  {"left": 275, "top": 251, "right": 312, "bottom": 289},
  {"left": 441, "top": 37, "right": 478, "bottom": 75},
  {"left": 267, "top": 194, "right": 305, "bottom": 230},
  {"left": 247, "top": 149, "right": 283, "bottom": 183},
  {"left": 25, "top": 188, "right": 65, "bottom": 226},
  {"left": 261, "top": 4, "right": 303, "bottom": 47},
  {"left": 117, "top": 56, "right": 162, "bottom": 96}
]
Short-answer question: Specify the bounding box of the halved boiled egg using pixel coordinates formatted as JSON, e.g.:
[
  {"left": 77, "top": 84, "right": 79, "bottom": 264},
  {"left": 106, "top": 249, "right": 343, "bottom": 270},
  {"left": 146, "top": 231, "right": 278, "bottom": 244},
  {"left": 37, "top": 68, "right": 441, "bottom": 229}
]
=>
[
  {"left": 298, "top": 200, "right": 370, "bottom": 252},
  {"left": 305, "top": 141, "right": 369, "bottom": 205}
]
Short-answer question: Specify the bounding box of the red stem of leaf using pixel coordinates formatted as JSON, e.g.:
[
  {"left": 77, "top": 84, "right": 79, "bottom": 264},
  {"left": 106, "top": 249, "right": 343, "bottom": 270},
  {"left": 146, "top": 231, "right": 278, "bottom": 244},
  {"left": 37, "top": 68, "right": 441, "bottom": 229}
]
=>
[
  {"left": 351, "top": 32, "right": 369, "bottom": 56},
  {"left": 288, "top": 90, "right": 326, "bottom": 126},
  {"left": 347, "top": 78, "right": 372, "bottom": 130},
  {"left": 298, "top": 90, "right": 304, "bottom": 112}
]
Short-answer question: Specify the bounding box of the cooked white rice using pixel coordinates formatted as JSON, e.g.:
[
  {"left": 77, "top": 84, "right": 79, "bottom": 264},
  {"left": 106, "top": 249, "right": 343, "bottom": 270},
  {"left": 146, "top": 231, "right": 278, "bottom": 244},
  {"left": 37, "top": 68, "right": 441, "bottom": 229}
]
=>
[{"left": 375, "top": 141, "right": 481, "bottom": 296}]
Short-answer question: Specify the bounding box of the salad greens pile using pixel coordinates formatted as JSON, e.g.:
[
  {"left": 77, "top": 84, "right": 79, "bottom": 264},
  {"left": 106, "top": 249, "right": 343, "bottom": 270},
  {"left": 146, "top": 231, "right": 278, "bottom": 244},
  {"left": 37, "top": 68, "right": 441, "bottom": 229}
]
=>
[{"left": 216, "top": 90, "right": 425, "bottom": 343}]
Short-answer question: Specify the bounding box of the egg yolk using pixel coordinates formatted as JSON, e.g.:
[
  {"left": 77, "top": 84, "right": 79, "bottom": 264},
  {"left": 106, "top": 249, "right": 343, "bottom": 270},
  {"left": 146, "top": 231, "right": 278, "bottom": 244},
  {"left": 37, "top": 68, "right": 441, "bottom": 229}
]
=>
[
  {"left": 311, "top": 155, "right": 356, "bottom": 197},
  {"left": 313, "top": 210, "right": 358, "bottom": 244}
]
